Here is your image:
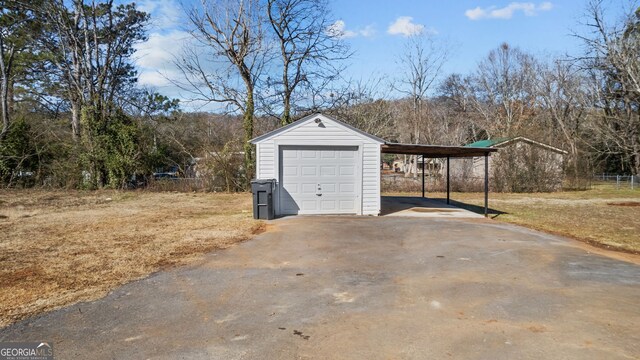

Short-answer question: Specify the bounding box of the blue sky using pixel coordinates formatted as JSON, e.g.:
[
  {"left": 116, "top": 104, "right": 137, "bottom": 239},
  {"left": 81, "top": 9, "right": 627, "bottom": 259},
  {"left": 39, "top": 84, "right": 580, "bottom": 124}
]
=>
[
  {"left": 331, "top": 1, "right": 583, "bottom": 78},
  {"left": 132, "top": 0, "right": 629, "bottom": 106}
]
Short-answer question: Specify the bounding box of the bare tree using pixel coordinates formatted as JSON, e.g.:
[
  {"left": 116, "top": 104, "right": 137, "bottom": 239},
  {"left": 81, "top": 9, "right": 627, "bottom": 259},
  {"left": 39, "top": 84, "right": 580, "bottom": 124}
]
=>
[
  {"left": 266, "top": 0, "right": 350, "bottom": 125},
  {"left": 327, "top": 77, "right": 397, "bottom": 139},
  {"left": 472, "top": 43, "right": 538, "bottom": 137},
  {"left": 395, "top": 33, "right": 448, "bottom": 177},
  {"left": 537, "top": 59, "right": 591, "bottom": 184},
  {"left": 177, "top": 0, "right": 265, "bottom": 182},
  {"left": 161, "top": 113, "right": 245, "bottom": 192},
  {"left": 577, "top": 0, "right": 640, "bottom": 175},
  {"left": 438, "top": 73, "right": 483, "bottom": 141}
]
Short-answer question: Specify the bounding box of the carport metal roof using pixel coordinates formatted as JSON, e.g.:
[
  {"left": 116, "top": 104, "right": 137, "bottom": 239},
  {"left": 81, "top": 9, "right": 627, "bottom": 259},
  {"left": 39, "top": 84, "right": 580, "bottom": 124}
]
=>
[
  {"left": 381, "top": 142, "right": 497, "bottom": 218},
  {"left": 382, "top": 143, "right": 497, "bottom": 158}
]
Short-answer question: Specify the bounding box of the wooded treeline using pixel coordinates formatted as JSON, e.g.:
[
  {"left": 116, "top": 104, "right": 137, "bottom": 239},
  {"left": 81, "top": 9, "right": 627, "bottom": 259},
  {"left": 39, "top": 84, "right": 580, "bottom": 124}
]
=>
[{"left": 0, "top": 0, "right": 638, "bottom": 191}]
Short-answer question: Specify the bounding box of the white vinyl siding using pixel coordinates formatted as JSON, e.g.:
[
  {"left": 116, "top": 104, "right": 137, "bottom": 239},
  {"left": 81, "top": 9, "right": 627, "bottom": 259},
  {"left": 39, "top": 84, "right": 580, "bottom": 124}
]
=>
[
  {"left": 256, "top": 142, "right": 276, "bottom": 179},
  {"left": 361, "top": 143, "right": 381, "bottom": 215},
  {"left": 253, "top": 115, "right": 382, "bottom": 216}
]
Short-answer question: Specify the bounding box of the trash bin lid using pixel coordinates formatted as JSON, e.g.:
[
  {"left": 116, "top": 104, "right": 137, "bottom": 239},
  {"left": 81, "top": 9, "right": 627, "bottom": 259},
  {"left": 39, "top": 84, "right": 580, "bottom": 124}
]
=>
[{"left": 251, "top": 178, "right": 276, "bottom": 184}]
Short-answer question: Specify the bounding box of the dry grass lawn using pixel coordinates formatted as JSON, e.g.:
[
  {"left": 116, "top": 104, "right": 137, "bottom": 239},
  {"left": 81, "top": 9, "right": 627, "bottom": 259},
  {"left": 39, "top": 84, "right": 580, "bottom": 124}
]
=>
[
  {"left": 389, "top": 184, "right": 640, "bottom": 253},
  {"left": 0, "top": 190, "right": 261, "bottom": 328}
]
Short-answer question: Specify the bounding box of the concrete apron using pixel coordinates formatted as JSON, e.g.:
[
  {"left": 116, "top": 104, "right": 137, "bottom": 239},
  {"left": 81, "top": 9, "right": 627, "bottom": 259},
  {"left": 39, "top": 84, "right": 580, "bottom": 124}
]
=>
[{"left": 381, "top": 196, "right": 483, "bottom": 218}]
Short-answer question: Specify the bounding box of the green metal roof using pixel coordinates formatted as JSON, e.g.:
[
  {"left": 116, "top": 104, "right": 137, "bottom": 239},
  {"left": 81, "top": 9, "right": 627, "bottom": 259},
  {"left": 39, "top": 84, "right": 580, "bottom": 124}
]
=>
[{"left": 464, "top": 137, "right": 513, "bottom": 148}]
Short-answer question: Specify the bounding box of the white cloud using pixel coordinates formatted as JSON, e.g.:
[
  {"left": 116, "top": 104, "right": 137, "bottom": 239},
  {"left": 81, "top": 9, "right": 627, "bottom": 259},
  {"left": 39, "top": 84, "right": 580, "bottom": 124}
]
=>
[
  {"left": 359, "top": 24, "right": 376, "bottom": 38},
  {"left": 137, "top": 0, "right": 182, "bottom": 30},
  {"left": 137, "top": 71, "right": 171, "bottom": 87},
  {"left": 328, "top": 20, "right": 376, "bottom": 39},
  {"left": 133, "top": 30, "right": 189, "bottom": 87},
  {"left": 387, "top": 16, "right": 425, "bottom": 37},
  {"left": 465, "top": 2, "right": 553, "bottom": 20},
  {"left": 538, "top": 1, "right": 553, "bottom": 11},
  {"left": 328, "top": 20, "right": 357, "bottom": 38}
]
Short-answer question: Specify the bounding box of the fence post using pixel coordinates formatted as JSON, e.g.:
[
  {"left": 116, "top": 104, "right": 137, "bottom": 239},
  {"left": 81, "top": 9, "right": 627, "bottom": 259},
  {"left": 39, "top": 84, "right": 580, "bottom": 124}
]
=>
[
  {"left": 632, "top": 175, "right": 635, "bottom": 190},
  {"left": 616, "top": 175, "right": 620, "bottom": 189}
]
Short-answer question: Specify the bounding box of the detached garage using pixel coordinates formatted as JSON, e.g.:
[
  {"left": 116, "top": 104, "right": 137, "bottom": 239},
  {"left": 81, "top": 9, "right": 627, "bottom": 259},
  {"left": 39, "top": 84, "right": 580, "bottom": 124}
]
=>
[{"left": 251, "top": 113, "right": 384, "bottom": 216}]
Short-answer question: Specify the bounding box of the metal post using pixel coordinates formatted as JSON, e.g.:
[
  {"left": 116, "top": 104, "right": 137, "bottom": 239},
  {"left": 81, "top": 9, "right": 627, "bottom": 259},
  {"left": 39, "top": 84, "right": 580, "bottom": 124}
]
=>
[
  {"left": 632, "top": 175, "right": 635, "bottom": 190},
  {"left": 446, "top": 156, "right": 450, "bottom": 205},
  {"left": 421, "top": 156, "right": 425, "bottom": 198},
  {"left": 484, "top": 153, "right": 489, "bottom": 218},
  {"left": 617, "top": 175, "right": 620, "bottom": 190}
]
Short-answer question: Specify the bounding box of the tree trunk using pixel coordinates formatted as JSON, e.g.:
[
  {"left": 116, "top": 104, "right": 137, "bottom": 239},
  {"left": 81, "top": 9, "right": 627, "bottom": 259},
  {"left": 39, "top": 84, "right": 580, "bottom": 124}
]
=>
[
  {"left": 0, "top": 67, "right": 8, "bottom": 141},
  {"left": 281, "top": 94, "right": 291, "bottom": 126},
  {"left": 634, "top": 143, "right": 640, "bottom": 176},
  {"left": 281, "top": 57, "right": 291, "bottom": 125},
  {"left": 71, "top": 100, "right": 81, "bottom": 140},
  {"left": 0, "top": 43, "right": 12, "bottom": 142},
  {"left": 243, "top": 89, "right": 255, "bottom": 184}
]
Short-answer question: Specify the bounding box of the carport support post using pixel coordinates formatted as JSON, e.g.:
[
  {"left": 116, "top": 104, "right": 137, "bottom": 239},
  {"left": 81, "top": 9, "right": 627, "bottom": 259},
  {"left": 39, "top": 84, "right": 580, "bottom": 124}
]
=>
[
  {"left": 446, "top": 156, "right": 450, "bottom": 204},
  {"left": 421, "top": 156, "right": 425, "bottom": 198},
  {"left": 484, "top": 153, "right": 489, "bottom": 218}
]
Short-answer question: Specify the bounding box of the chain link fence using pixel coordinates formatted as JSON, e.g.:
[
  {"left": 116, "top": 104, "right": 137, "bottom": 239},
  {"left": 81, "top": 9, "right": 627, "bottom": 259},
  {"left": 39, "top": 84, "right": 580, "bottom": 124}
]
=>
[{"left": 593, "top": 174, "right": 638, "bottom": 190}]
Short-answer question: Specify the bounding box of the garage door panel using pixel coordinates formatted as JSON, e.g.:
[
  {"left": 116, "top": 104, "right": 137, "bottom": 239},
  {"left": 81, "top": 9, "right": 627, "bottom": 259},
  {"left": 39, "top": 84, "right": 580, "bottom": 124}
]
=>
[
  {"left": 320, "top": 200, "right": 336, "bottom": 210},
  {"left": 301, "top": 166, "right": 317, "bottom": 176},
  {"left": 283, "top": 151, "right": 299, "bottom": 159},
  {"left": 321, "top": 151, "right": 336, "bottom": 159},
  {"left": 339, "top": 166, "right": 354, "bottom": 176},
  {"left": 301, "top": 200, "right": 317, "bottom": 210},
  {"left": 280, "top": 145, "right": 359, "bottom": 215},
  {"left": 301, "top": 183, "right": 316, "bottom": 193},
  {"left": 339, "top": 183, "right": 355, "bottom": 193},
  {"left": 320, "top": 166, "right": 336, "bottom": 176},
  {"left": 339, "top": 200, "right": 355, "bottom": 210},
  {"left": 283, "top": 166, "right": 298, "bottom": 176},
  {"left": 287, "top": 183, "right": 299, "bottom": 194},
  {"left": 321, "top": 183, "right": 336, "bottom": 193}
]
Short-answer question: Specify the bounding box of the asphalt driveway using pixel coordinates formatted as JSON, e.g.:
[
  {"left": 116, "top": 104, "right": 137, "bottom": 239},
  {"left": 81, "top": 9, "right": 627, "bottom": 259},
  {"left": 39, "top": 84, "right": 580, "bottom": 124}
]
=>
[{"left": 1, "top": 216, "right": 639, "bottom": 359}]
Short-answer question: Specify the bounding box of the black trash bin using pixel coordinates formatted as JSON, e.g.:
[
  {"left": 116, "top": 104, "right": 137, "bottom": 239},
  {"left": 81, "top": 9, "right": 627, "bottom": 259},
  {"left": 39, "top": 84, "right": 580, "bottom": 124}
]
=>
[{"left": 251, "top": 179, "right": 276, "bottom": 220}]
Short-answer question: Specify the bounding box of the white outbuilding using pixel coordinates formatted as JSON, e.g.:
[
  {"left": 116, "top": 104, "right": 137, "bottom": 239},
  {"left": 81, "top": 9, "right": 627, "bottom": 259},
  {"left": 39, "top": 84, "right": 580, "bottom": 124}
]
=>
[{"left": 251, "top": 113, "right": 384, "bottom": 216}]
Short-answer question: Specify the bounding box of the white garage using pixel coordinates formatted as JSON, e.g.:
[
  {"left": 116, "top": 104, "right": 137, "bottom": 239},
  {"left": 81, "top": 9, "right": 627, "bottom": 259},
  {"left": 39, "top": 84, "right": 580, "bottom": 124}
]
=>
[{"left": 251, "top": 113, "right": 384, "bottom": 216}]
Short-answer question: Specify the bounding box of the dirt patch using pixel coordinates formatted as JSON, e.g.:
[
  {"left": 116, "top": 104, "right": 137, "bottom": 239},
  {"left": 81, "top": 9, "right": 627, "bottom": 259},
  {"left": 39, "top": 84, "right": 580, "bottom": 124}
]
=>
[
  {"left": 0, "top": 190, "right": 259, "bottom": 328},
  {"left": 607, "top": 201, "right": 640, "bottom": 207},
  {"left": 252, "top": 223, "right": 270, "bottom": 235},
  {"left": 527, "top": 325, "right": 547, "bottom": 333}
]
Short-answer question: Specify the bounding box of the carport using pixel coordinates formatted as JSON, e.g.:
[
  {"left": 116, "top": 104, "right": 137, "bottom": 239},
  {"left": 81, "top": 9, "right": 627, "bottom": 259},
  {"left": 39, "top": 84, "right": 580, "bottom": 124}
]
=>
[
  {"left": 252, "top": 113, "right": 498, "bottom": 217},
  {"left": 382, "top": 143, "right": 497, "bottom": 217}
]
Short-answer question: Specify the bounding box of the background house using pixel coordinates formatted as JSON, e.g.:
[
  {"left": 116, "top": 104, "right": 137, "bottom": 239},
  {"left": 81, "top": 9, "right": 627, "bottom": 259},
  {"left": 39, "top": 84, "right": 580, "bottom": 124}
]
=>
[{"left": 454, "top": 137, "right": 568, "bottom": 192}]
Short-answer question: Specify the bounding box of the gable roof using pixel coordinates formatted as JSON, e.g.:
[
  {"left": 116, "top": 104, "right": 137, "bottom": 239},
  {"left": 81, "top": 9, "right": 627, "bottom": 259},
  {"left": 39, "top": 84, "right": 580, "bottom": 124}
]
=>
[
  {"left": 465, "top": 136, "right": 568, "bottom": 154},
  {"left": 250, "top": 113, "right": 385, "bottom": 144},
  {"left": 465, "top": 137, "right": 512, "bottom": 148}
]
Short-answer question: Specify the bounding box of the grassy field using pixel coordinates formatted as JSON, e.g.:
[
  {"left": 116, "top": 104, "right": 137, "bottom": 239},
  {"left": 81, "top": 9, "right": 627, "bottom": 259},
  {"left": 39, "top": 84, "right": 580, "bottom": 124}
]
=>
[
  {"left": 389, "top": 184, "right": 640, "bottom": 254},
  {"left": 0, "top": 190, "right": 261, "bottom": 328}
]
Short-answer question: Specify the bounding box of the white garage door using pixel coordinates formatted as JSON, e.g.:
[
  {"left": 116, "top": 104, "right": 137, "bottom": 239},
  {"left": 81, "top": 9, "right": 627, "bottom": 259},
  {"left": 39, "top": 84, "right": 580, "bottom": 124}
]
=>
[{"left": 279, "top": 145, "right": 359, "bottom": 215}]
